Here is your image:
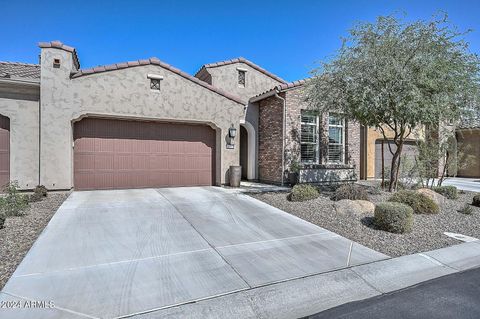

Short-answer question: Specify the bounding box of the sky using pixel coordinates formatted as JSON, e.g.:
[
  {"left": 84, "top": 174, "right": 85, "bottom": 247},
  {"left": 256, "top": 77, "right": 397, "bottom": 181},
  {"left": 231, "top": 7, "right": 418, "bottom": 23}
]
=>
[{"left": 1, "top": 0, "right": 479, "bottom": 82}]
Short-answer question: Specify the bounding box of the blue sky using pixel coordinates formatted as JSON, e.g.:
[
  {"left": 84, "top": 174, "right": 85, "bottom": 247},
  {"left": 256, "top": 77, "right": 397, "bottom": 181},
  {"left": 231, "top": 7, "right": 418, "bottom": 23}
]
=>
[{"left": 1, "top": 0, "right": 479, "bottom": 82}]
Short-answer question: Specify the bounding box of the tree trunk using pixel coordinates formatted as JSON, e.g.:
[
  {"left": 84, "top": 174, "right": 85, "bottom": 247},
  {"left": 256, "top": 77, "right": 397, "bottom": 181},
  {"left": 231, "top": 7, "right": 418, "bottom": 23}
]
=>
[
  {"left": 381, "top": 140, "right": 385, "bottom": 190},
  {"left": 388, "top": 140, "right": 404, "bottom": 192}
]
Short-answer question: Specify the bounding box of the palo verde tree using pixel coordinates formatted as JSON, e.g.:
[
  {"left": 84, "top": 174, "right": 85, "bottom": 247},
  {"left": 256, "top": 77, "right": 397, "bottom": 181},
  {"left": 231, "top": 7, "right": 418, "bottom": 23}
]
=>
[{"left": 308, "top": 14, "right": 480, "bottom": 191}]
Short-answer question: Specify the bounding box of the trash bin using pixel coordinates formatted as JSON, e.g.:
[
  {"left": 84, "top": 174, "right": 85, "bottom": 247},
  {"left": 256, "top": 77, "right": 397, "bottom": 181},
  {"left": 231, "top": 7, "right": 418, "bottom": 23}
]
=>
[{"left": 229, "top": 165, "right": 242, "bottom": 187}]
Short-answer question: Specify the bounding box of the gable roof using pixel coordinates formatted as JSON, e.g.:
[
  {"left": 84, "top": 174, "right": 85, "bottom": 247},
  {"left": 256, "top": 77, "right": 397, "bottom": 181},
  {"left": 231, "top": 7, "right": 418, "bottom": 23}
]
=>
[
  {"left": 0, "top": 61, "right": 40, "bottom": 80},
  {"left": 251, "top": 78, "right": 310, "bottom": 102},
  {"left": 195, "top": 57, "right": 287, "bottom": 84},
  {"left": 70, "top": 57, "right": 245, "bottom": 105}
]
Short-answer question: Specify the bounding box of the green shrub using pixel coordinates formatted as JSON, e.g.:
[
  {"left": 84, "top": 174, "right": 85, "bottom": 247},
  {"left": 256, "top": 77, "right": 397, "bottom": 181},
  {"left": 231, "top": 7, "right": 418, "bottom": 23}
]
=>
[
  {"left": 458, "top": 204, "right": 473, "bottom": 215},
  {"left": 388, "top": 190, "right": 439, "bottom": 214},
  {"left": 0, "top": 211, "right": 5, "bottom": 229},
  {"left": 289, "top": 184, "right": 319, "bottom": 202},
  {"left": 433, "top": 186, "right": 458, "bottom": 199},
  {"left": 473, "top": 194, "right": 480, "bottom": 207},
  {"left": 331, "top": 184, "right": 369, "bottom": 201},
  {"left": 374, "top": 202, "right": 414, "bottom": 233},
  {"left": 29, "top": 185, "right": 48, "bottom": 202},
  {"left": 0, "top": 181, "right": 29, "bottom": 217}
]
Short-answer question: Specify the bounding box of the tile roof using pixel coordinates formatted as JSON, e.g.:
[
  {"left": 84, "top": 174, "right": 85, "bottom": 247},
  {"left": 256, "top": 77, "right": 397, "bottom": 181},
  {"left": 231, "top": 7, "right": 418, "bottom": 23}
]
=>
[
  {"left": 38, "top": 41, "right": 80, "bottom": 69},
  {"left": 70, "top": 57, "right": 245, "bottom": 105},
  {"left": 195, "top": 57, "right": 287, "bottom": 84},
  {"left": 0, "top": 61, "right": 40, "bottom": 80},
  {"left": 252, "top": 78, "right": 310, "bottom": 100}
]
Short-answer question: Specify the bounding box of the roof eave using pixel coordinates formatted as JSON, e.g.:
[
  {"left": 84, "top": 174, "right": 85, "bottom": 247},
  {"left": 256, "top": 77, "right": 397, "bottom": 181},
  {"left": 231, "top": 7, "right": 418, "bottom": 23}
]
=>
[{"left": 0, "top": 77, "right": 40, "bottom": 87}]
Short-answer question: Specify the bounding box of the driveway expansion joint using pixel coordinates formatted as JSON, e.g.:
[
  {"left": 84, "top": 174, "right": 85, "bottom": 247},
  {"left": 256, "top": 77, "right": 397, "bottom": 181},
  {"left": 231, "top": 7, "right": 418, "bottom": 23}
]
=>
[{"left": 155, "top": 189, "right": 253, "bottom": 289}]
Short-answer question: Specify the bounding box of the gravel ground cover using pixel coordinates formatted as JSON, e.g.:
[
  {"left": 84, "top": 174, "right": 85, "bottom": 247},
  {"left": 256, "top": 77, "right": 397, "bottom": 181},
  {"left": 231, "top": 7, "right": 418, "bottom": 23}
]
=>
[
  {"left": 0, "top": 192, "right": 69, "bottom": 289},
  {"left": 250, "top": 185, "right": 480, "bottom": 257}
]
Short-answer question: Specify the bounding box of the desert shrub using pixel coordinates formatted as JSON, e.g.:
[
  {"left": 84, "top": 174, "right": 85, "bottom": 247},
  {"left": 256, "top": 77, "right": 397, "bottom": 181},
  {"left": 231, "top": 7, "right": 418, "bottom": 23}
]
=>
[
  {"left": 289, "top": 184, "right": 319, "bottom": 202},
  {"left": 0, "top": 181, "right": 29, "bottom": 217},
  {"left": 29, "top": 185, "right": 48, "bottom": 202},
  {"left": 374, "top": 202, "right": 414, "bottom": 233},
  {"left": 331, "top": 184, "right": 369, "bottom": 201},
  {"left": 0, "top": 211, "right": 5, "bottom": 229},
  {"left": 433, "top": 186, "right": 458, "bottom": 200},
  {"left": 388, "top": 190, "right": 439, "bottom": 214},
  {"left": 458, "top": 204, "right": 473, "bottom": 215},
  {"left": 472, "top": 194, "right": 480, "bottom": 207}
]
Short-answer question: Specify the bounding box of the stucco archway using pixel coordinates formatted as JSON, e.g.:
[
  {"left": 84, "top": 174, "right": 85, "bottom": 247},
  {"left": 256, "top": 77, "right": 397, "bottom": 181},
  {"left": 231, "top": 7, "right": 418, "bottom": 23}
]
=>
[{"left": 240, "top": 121, "right": 256, "bottom": 180}]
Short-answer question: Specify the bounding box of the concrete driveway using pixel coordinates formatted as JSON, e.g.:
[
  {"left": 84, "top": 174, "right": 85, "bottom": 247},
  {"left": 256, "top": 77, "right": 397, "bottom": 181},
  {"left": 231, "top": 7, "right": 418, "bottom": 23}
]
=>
[
  {"left": 440, "top": 177, "right": 480, "bottom": 192},
  {"left": 1, "top": 187, "right": 387, "bottom": 319}
]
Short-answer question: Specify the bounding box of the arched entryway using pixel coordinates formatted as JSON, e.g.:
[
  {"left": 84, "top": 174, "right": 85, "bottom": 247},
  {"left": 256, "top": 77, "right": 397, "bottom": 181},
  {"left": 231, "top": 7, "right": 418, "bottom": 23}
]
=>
[{"left": 240, "top": 121, "right": 256, "bottom": 180}]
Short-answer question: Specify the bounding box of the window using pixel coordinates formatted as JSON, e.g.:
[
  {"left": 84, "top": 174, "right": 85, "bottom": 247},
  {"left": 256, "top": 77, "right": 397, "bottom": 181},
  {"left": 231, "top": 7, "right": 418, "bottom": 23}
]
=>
[
  {"left": 150, "top": 78, "right": 161, "bottom": 90},
  {"left": 300, "top": 111, "right": 319, "bottom": 163},
  {"left": 327, "top": 113, "right": 345, "bottom": 163},
  {"left": 238, "top": 70, "right": 246, "bottom": 87}
]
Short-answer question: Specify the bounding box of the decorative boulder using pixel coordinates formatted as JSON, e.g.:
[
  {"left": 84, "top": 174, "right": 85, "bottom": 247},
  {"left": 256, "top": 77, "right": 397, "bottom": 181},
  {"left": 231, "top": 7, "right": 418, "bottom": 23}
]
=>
[
  {"left": 334, "top": 199, "right": 375, "bottom": 215},
  {"left": 417, "top": 188, "right": 446, "bottom": 207}
]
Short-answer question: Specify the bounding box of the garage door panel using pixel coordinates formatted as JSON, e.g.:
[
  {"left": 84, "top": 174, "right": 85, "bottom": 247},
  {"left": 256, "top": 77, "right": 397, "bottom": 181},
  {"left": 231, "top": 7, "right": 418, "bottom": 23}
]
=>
[
  {"left": 74, "top": 153, "right": 96, "bottom": 170},
  {"left": 74, "top": 118, "right": 215, "bottom": 190}
]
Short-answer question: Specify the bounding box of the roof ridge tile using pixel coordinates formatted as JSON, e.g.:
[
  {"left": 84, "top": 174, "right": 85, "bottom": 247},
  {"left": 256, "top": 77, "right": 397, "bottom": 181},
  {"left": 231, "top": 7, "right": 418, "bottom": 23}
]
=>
[{"left": 194, "top": 57, "right": 287, "bottom": 83}]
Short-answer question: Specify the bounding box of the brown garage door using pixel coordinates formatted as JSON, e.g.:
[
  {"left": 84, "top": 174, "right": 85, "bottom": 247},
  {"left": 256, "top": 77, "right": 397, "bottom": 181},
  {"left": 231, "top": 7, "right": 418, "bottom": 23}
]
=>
[
  {"left": 375, "top": 140, "right": 417, "bottom": 179},
  {"left": 0, "top": 115, "right": 9, "bottom": 188},
  {"left": 74, "top": 118, "right": 216, "bottom": 190}
]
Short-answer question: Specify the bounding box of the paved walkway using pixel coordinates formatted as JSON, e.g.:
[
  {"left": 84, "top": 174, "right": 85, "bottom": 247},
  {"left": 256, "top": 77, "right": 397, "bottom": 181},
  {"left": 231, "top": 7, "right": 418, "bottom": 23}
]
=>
[{"left": 0, "top": 187, "right": 386, "bottom": 319}]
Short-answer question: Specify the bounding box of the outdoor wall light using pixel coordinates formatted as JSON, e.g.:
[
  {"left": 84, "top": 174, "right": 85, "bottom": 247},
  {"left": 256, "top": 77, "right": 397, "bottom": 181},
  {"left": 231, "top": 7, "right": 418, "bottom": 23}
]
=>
[
  {"left": 228, "top": 126, "right": 237, "bottom": 138},
  {"left": 226, "top": 125, "right": 237, "bottom": 149}
]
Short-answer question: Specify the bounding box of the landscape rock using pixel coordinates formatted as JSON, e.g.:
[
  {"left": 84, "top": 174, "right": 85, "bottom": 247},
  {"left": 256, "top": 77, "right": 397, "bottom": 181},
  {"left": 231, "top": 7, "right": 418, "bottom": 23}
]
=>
[
  {"left": 417, "top": 188, "right": 446, "bottom": 207},
  {"left": 334, "top": 199, "right": 375, "bottom": 215}
]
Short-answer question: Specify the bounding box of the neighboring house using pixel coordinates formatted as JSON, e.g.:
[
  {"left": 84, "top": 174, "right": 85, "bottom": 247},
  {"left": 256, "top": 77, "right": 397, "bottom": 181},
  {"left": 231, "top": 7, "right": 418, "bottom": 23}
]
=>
[
  {"left": 251, "top": 80, "right": 361, "bottom": 185},
  {"left": 456, "top": 110, "right": 480, "bottom": 178},
  {"left": 359, "top": 126, "right": 424, "bottom": 180}
]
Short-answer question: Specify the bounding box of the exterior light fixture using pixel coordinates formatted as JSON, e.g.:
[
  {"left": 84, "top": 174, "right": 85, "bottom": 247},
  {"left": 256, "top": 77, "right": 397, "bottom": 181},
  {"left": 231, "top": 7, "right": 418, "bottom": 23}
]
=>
[
  {"left": 228, "top": 126, "right": 237, "bottom": 138},
  {"left": 227, "top": 125, "right": 237, "bottom": 149}
]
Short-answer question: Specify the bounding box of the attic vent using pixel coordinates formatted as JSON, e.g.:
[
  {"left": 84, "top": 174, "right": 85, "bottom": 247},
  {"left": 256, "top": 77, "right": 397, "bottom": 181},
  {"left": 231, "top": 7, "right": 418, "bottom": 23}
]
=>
[
  {"left": 147, "top": 74, "right": 163, "bottom": 91},
  {"left": 238, "top": 69, "right": 246, "bottom": 87},
  {"left": 53, "top": 58, "right": 61, "bottom": 68}
]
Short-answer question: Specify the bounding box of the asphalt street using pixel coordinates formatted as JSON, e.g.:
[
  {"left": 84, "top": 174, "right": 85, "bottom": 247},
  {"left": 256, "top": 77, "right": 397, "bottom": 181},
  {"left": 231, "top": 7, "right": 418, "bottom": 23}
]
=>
[{"left": 307, "top": 267, "right": 480, "bottom": 319}]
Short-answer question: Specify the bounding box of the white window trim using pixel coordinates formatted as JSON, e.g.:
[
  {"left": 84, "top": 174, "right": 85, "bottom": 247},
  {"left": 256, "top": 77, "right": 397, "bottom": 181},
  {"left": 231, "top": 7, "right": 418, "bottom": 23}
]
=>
[
  {"left": 327, "top": 114, "right": 346, "bottom": 164},
  {"left": 300, "top": 111, "right": 320, "bottom": 164}
]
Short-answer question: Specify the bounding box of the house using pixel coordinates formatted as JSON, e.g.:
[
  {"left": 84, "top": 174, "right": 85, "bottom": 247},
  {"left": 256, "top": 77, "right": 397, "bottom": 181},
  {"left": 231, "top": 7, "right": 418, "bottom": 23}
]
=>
[
  {"left": 456, "top": 110, "right": 480, "bottom": 178},
  {"left": 0, "top": 41, "right": 361, "bottom": 191}
]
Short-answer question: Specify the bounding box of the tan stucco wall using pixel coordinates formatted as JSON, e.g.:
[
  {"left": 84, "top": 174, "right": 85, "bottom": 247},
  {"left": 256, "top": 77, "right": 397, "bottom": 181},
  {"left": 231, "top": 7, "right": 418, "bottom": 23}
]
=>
[
  {"left": 457, "top": 129, "right": 480, "bottom": 178},
  {"left": 40, "top": 48, "right": 244, "bottom": 189},
  {"left": 365, "top": 126, "right": 424, "bottom": 179},
  {"left": 0, "top": 98, "right": 39, "bottom": 188},
  {"left": 206, "top": 62, "right": 283, "bottom": 103}
]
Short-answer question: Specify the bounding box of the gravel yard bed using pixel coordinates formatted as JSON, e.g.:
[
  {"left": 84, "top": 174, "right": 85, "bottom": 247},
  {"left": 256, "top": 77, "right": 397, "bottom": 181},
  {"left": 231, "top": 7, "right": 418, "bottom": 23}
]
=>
[
  {"left": 0, "top": 192, "right": 69, "bottom": 289},
  {"left": 249, "top": 189, "right": 480, "bottom": 257}
]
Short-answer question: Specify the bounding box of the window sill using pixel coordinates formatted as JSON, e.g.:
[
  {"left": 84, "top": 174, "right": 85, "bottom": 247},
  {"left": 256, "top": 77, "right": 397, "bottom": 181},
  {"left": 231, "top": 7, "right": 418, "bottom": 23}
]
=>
[{"left": 301, "top": 163, "right": 353, "bottom": 170}]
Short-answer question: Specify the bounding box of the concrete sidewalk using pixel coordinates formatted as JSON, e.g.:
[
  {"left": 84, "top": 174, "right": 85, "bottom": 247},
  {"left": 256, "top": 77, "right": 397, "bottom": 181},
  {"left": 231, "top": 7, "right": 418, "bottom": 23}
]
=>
[{"left": 129, "top": 241, "right": 480, "bottom": 319}]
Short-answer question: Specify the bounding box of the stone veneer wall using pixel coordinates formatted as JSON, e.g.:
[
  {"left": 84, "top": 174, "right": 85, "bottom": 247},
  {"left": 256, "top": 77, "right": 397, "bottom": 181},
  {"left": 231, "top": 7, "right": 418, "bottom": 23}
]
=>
[
  {"left": 258, "top": 94, "right": 285, "bottom": 184},
  {"left": 257, "top": 85, "right": 362, "bottom": 184}
]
